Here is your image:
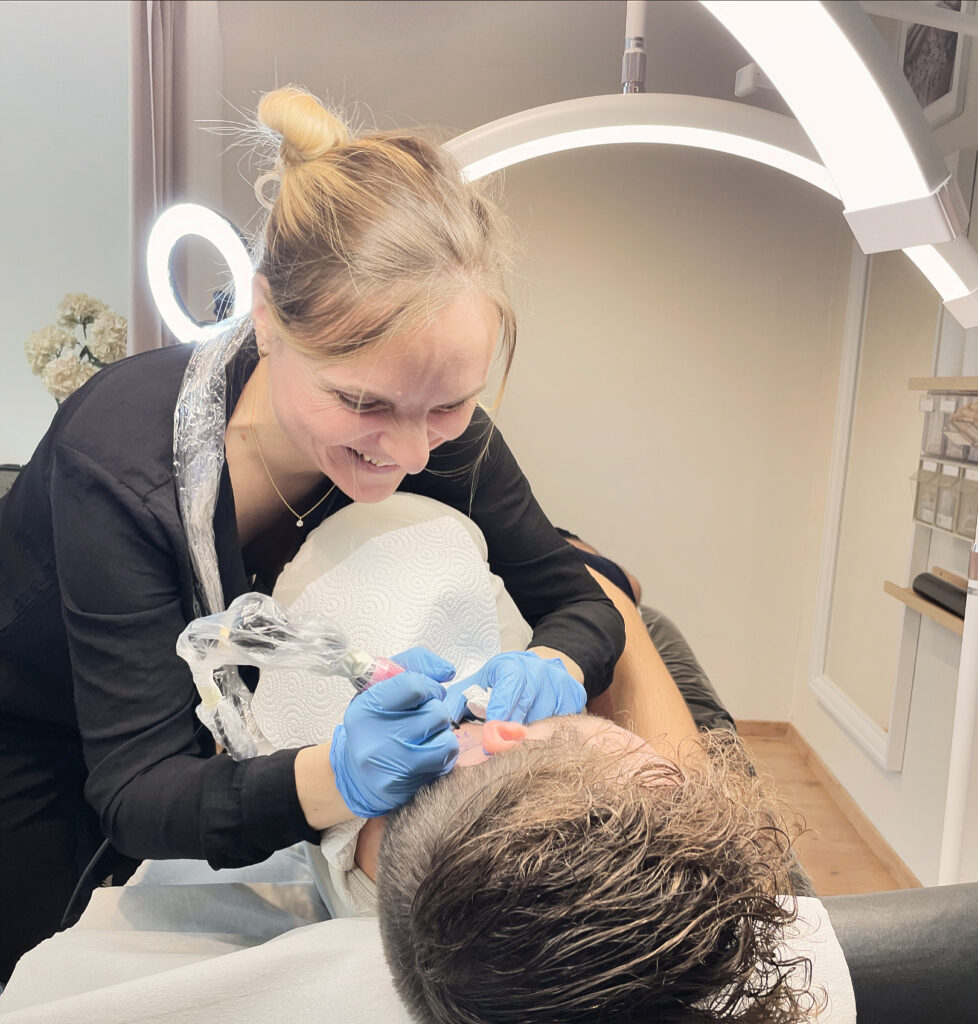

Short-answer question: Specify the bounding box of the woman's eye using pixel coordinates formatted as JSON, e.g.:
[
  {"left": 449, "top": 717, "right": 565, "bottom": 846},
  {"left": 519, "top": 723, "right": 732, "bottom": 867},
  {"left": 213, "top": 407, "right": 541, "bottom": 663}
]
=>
[
  {"left": 434, "top": 399, "right": 472, "bottom": 415},
  {"left": 335, "top": 392, "right": 381, "bottom": 413}
]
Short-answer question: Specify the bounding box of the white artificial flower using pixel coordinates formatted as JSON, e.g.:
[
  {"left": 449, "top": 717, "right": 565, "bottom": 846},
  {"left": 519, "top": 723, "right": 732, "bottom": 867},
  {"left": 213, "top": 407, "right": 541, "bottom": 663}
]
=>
[
  {"left": 24, "top": 325, "right": 75, "bottom": 375},
  {"left": 41, "top": 350, "right": 98, "bottom": 402},
  {"left": 87, "top": 311, "right": 128, "bottom": 363},
  {"left": 56, "top": 292, "right": 108, "bottom": 327}
]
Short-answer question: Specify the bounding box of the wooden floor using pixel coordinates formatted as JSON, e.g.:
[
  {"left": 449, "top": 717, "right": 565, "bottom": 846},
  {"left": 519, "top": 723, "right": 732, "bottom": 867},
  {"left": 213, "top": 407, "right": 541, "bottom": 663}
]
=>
[{"left": 738, "top": 725, "right": 907, "bottom": 896}]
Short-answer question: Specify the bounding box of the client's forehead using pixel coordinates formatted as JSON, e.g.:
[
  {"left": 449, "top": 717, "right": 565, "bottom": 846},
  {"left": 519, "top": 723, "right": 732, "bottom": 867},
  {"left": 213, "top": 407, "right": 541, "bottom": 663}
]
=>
[
  {"left": 454, "top": 713, "right": 652, "bottom": 769},
  {"left": 532, "top": 712, "right": 639, "bottom": 741},
  {"left": 530, "top": 713, "right": 656, "bottom": 759}
]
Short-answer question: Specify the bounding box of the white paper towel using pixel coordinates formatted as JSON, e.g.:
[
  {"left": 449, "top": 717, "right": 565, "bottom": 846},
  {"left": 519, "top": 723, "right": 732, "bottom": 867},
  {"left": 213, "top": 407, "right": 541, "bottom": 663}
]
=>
[{"left": 252, "top": 515, "right": 503, "bottom": 750}]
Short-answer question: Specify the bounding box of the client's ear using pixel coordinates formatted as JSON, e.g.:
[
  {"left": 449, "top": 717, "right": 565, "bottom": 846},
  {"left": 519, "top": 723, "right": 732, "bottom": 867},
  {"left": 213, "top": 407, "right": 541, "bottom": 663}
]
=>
[{"left": 481, "top": 720, "right": 528, "bottom": 753}]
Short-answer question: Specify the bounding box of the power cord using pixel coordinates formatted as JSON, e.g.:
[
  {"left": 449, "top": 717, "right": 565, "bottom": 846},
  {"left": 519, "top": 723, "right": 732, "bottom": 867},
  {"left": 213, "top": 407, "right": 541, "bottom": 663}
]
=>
[{"left": 59, "top": 836, "right": 112, "bottom": 930}]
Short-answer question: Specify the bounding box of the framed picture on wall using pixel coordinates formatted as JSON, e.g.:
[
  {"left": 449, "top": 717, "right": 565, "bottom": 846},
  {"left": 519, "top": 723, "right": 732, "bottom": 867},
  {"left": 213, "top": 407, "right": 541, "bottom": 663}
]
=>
[{"left": 899, "top": 0, "right": 974, "bottom": 128}]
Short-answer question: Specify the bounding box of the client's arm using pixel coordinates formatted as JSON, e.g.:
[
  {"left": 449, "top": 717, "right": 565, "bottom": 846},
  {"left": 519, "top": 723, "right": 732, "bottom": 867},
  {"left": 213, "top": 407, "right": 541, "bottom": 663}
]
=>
[
  {"left": 585, "top": 568, "right": 700, "bottom": 759},
  {"left": 525, "top": 645, "right": 583, "bottom": 683}
]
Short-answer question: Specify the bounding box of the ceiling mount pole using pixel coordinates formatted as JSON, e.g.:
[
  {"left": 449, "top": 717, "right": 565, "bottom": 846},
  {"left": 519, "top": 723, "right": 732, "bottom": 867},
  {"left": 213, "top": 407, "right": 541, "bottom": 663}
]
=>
[{"left": 622, "top": 0, "right": 647, "bottom": 93}]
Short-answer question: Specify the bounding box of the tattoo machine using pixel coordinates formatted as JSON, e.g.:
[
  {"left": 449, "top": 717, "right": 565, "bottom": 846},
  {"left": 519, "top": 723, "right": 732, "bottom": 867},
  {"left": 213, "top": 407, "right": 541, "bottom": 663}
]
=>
[{"left": 176, "top": 592, "right": 404, "bottom": 758}]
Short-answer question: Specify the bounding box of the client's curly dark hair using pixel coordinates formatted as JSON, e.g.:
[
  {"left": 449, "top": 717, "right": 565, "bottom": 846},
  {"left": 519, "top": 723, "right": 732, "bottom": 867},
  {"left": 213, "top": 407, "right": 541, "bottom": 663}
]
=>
[{"left": 377, "top": 727, "right": 819, "bottom": 1024}]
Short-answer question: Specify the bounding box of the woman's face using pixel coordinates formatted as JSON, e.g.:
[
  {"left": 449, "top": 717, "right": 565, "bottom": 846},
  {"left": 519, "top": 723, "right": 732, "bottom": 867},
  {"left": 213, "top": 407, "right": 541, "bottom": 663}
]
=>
[{"left": 261, "top": 292, "right": 499, "bottom": 503}]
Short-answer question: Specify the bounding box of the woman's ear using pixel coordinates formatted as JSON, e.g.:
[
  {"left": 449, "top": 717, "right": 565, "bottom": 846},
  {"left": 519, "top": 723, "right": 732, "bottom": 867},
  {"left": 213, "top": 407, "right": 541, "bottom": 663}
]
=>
[
  {"left": 481, "top": 719, "right": 528, "bottom": 754},
  {"left": 251, "top": 274, "right": 273, "bottom": 352}
]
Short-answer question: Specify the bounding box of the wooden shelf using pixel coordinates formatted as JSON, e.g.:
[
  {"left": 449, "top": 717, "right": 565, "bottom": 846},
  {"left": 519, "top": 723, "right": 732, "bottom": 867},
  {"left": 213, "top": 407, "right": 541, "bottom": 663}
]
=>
[
  {"left": 909, "top": 377, "right": 978, "bottom": 393},
  {"left": 884, "top": 580, "right": 964, "bottom": 636}
]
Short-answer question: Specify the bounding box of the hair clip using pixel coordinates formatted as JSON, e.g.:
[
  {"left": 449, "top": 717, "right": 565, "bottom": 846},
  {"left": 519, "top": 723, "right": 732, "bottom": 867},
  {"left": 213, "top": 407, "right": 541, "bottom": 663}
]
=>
[{"left": 254, "top": 170, "right": 280, "bottom": 211}]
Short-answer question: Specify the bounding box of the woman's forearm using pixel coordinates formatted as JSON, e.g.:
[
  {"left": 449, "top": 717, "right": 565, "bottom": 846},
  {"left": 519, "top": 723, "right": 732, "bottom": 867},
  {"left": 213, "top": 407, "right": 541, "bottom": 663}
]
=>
[{"left": 294, "top": 743, "right": 357, "bottom": 830}]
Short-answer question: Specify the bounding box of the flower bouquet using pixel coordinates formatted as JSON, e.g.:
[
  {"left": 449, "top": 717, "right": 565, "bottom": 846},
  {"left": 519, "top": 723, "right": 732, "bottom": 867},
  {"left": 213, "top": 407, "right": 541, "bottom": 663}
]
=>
[{"left": 25, "top": 293, "right": 128, "bottom": 403}]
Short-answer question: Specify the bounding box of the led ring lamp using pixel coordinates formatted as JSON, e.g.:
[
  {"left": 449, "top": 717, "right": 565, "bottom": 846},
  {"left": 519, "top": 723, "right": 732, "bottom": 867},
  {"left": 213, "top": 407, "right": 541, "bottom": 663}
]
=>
[
  {"left": 146, "top": 0, "right": 978, "bottom": 885},
  {"left": 146, "top": 203, "right": 254, "bottom": 343}
]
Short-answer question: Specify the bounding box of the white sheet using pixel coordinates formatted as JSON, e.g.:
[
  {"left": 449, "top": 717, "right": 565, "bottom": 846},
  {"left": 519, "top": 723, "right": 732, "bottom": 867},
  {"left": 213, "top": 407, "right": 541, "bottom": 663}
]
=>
[
  {"left": 0, "top": 870, "right": 853, "bottom": 1024},
  {"left": 783, "top": 896, "right": 857, "bottom": 1023},
  {"left": 0, "top": 849, "right": 409, "bottom": 1023}
]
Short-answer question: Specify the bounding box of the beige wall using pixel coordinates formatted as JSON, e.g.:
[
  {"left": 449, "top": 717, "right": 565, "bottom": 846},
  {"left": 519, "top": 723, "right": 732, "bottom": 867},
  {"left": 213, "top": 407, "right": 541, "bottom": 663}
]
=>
[{"left": 494, "top": 144, "right": 850, "bottom": 720}]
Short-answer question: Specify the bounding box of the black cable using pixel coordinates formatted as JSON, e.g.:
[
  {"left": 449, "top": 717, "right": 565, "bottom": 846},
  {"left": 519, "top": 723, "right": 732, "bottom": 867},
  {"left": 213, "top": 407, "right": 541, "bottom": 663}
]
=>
[{"left": 59, "top": 836, "right": 112, "bottom": 930}]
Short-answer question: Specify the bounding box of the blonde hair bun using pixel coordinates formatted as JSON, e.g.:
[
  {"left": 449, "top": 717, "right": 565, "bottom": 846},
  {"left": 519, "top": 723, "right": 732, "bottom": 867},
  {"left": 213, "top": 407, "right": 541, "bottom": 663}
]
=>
[{"left": 257, "top": 85, "right": 352, "bottom": 166}]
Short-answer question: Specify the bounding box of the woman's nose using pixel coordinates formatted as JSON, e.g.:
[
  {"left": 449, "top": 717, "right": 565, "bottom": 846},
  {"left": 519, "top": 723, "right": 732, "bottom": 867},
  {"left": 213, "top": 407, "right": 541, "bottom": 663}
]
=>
[{"left": 379, "top": 420, "right": 433, "bottom": 475}]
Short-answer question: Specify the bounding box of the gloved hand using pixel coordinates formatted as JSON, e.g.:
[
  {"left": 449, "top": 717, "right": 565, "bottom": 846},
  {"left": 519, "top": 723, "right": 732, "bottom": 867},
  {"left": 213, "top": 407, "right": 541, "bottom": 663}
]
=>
[
  {"left": 330, "top": 670, "right": 459, "bottom": 818},
  {"left": 443, "top": 650, "right": 587, "bottom": 725},
  {"left": 388, "top": 646, "right": 457, "bottom": 684}
]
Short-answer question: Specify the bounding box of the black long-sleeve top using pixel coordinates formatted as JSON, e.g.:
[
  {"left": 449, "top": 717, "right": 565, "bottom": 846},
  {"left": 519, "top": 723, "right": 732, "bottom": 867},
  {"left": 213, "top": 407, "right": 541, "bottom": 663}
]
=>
[{"left": 0, "top": 338, "right": 624, "bottom": 868}]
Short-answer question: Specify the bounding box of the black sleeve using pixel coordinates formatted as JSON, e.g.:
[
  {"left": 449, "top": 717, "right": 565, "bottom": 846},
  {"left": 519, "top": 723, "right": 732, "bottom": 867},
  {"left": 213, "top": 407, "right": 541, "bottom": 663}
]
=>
[
  {"left": 50, "top": 443, "right": 318, "bottom": 865},
  {"left": 412, "top": 412, "right": 625, "bottom": 697}
]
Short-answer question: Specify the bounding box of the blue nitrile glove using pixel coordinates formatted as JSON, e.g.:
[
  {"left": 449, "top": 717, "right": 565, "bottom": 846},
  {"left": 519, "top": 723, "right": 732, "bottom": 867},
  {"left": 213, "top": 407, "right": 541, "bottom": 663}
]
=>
[
  {"left": 389, "top": 646, "right": 457, "bottom": 684},
  {"left": 443, "top": 650, "right": 587, "bottom": 725},
  {"left": 330, "top": 672, "right": 459, "bottom": 818}
]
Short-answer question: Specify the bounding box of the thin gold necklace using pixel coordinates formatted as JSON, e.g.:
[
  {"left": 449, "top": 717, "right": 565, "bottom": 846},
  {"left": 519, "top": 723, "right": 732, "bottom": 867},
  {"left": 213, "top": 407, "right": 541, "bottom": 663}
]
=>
[{"left": 249, "top": 367, "right": 336, "bottom": 528}]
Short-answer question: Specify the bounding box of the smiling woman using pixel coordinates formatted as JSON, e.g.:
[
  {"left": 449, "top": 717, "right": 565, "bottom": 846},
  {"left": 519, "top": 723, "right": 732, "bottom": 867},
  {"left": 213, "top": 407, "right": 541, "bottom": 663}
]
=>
[{"left": 0, "top": 83, "right": 625, "bottom": 982}]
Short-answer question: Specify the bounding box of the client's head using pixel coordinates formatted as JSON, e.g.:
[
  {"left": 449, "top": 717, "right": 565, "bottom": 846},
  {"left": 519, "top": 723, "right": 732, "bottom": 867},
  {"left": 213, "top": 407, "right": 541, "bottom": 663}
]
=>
[{"left": 376, "top": 716, "right": 812, "bottom": 1024}]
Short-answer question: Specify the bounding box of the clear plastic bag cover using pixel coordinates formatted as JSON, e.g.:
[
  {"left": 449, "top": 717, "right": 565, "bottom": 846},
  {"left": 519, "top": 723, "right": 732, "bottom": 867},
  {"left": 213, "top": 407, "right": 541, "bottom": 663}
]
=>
[
  {"left": 196, "top": 698, "right": 260, "bottom": 760},
  {"left": 173, "top": 319, "right": 249, "bottom": 616},
  {"left": 172, "top": 319, "right": 261, "bottom": 755},
  {"left": 176, "top": 591, "right": 400, "bottom": 760},
  {"left": 177, "top": 592, "right": 374, "bottom": 683}
]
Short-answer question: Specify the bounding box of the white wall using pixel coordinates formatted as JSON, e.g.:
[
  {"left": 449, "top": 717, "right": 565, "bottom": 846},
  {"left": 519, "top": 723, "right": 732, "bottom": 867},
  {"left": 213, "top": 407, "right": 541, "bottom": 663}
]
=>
[{"left": 0, "top": 0, "right": 130, "bottom": 464}]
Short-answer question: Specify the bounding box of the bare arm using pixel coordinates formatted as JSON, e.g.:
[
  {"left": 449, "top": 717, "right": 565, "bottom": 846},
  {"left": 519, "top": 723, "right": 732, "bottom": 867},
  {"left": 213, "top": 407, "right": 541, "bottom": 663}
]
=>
[
  {"left": 294, "top": 744, "right": 356, "bottom": 830},
  {"left": 584, "top": 569, "right": 700, "bottom": 759},
  {"left": 528, "top": 645, "right": 583, "bottom": 683}
]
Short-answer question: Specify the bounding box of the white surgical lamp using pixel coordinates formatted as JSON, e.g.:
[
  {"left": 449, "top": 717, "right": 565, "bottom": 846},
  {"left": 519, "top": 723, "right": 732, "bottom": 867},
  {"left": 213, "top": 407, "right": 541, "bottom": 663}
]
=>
[
  {"left": 146, "top": 203, "right": 254, "bottom": 344},
  {"left": 446, "top": 93, "right": 837, "bottom": 196},
  {"left": 701, "top": 0, "right": 968, "bottom": 253}
]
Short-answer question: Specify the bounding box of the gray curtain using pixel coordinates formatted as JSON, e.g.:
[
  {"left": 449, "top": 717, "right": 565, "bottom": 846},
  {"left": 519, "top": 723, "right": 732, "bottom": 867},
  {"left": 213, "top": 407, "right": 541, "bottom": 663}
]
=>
[{"left": 129, "top": 0, "right": 187, "bottom": 353}]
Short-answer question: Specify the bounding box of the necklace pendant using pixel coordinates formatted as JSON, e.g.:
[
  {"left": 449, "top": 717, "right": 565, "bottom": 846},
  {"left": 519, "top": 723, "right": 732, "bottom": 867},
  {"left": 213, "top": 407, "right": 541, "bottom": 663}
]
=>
[{"left": 296, "top": 518, "right": 304, "bottom": 528}]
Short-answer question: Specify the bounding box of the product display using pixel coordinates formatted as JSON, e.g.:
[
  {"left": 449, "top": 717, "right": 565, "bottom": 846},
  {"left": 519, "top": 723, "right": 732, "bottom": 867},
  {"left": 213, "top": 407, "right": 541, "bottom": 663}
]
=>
[
  {"left": 955, "top": 468, "right": 978, "bottom": 540},
  {"left": 920, "top": 395, "right": 944, "bottom": 457},
  {"left": 940, "top": 395, "right": 968, "bottom": 461},
  {"left": 914, "top": 460, "right": 940, "bottom": 526},
  {"left": 935, "top": 464, "right": 961, "bottom": 531}
]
